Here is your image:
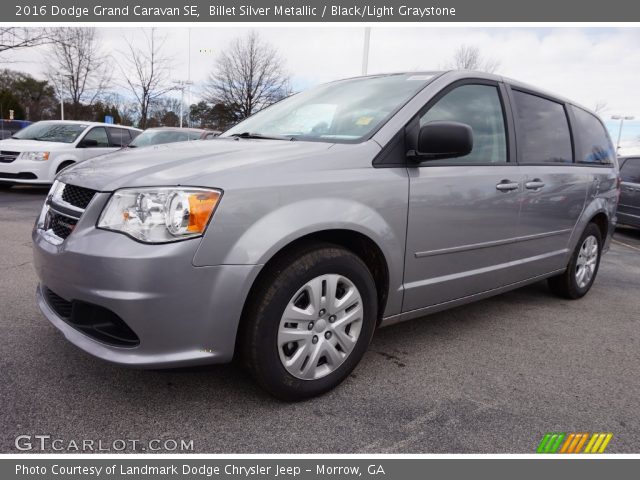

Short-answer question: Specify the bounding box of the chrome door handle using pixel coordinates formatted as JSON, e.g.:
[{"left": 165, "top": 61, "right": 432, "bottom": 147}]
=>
[
  {"left": 496, "top": 180, "right": 519, "bottom": 192},
  {"left": 525, "top": 179, "right": 545, "bottom": 190}
]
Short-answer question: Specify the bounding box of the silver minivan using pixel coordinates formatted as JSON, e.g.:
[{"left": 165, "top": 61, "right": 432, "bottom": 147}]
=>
[{"left": 32, "top": 71, "right": 619, "bottom": 399}]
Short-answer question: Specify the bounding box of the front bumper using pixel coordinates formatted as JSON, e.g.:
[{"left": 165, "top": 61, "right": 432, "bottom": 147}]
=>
[
  {"left": 32, "top": 208, "right": 261, "bottom": 368},
  {"left": 0, "top": 158, "right": 53, "bottom": 184}
]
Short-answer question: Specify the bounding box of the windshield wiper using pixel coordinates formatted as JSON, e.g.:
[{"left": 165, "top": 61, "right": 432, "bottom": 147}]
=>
[{"left": 229, "top": 132, "right": 293, "bottom": 141}]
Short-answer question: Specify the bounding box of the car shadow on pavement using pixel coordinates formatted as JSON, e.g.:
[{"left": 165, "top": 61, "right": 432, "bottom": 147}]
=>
[{"left": 1, "top": 185, "right": 49, "bottom": 195}]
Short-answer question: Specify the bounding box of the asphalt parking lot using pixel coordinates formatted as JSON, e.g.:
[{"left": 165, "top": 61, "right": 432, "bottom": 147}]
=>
[{"left": 1, "top": 186, "right": 639, "bottom": 453}]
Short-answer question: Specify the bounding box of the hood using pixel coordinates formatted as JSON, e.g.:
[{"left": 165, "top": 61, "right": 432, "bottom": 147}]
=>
[
  {"left": 57, "top": 138, "right": 335, "bottom": 191},
  {"left": 0, "top": 138, "right": 72, "bottom": 151}
]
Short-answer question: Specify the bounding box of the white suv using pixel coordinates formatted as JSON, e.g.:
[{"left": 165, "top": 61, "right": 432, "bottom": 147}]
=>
[{"left": 0, "top": 120, "right": 141, "bottom": 186}]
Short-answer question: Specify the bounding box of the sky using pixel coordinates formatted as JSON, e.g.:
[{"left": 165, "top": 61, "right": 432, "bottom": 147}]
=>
[{"left": 3, "top": 26, "right": 640, "bottom": 152}]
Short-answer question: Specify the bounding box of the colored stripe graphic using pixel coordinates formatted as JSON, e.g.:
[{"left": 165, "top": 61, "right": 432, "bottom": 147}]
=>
[
  {"left": 537, "top": 433, "right": 565, "bottom": 453},
  {"left": 584, "top": 433, "right": 613, "bottom": 453},
  {"left": 538, "top": 432, "right": 612, "bottom": 453}
]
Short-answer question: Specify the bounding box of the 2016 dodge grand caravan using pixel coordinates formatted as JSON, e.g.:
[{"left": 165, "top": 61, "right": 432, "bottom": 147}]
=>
[{"left": 32, "top": 71, "right": 619, "bottom": 400}]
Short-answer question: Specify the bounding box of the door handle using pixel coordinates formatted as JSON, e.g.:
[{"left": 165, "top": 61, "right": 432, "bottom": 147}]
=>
[
  {"left": 496, "top": 180, "right": 519, "bottom": 192},
  {"left": 525, "top": 179, "right": 545, "bottom": 190}
]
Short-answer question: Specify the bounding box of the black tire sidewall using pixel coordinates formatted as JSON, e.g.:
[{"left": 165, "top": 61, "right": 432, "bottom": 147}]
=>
[{"left": 248, "top": 248, "right": 377, "bottom": 400}]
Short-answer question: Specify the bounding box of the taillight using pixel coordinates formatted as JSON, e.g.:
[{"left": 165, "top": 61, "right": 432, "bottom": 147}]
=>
[{"left": 616, "top": 175, "right": 622, "bottom": 201}]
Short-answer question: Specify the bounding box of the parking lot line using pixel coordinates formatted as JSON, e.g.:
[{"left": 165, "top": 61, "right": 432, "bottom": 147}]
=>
[{"left": 612, "top": 239, "right": 640, "bottom": 252}]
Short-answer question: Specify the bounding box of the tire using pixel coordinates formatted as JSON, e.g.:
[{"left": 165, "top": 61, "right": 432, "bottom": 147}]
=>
[
  {"left": 242, "top": 243, "right": 377, "bottom": 401},
  {"left": 548, "top": 223, "right": 603, "bottom": 299}
]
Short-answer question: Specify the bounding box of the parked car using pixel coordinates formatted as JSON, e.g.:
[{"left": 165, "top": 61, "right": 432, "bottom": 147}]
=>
[
  {"left": 32, "top": 72, "right": 619, "bottom": 400},
  {"left": 617, "top": 156, "right": 640, "bottom": 228},
  {"left": 0, "top": 120, "right": 141, "bottom": 186},
  {"left": 0, "top": 119, "right": 32, "bottom": 140},
  {"left": 127, "top": 127, "right": 219, "bottom": 148}
]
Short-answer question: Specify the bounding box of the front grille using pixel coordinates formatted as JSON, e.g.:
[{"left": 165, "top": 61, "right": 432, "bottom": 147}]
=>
[
  {"left": 44, "top": 287, "right": 140, "bottom": 347},
  {"left": 44, "top": 288, "right": 72, "bottom": 318},
  {"left": 61, "top": 184, "right": 96, "bottom": 210},
  {"left": 47, "top": 211, "right": 78, "bottom": 240},
  {"left": 0, "top": 151, "right": 19, "bottom": 163},
  {"left": 39, "top": 182, "right": 97, "bottom": 243}
]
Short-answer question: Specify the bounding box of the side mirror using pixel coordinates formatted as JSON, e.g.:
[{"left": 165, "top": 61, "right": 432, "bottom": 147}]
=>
[
  {"left": 78, "top": 138, "right": 99, "bottom": 148},
  {"left": 414, "top": 121, "right": 473, "bottom": 160}
]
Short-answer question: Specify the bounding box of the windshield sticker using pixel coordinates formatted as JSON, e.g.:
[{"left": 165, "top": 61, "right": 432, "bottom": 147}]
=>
[{"left": 355, "top": 116, "right": 375, "bottom": 126}]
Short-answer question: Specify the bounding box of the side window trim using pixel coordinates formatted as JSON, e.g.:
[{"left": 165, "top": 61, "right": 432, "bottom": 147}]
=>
[
  {"left": 506, "top": 85, "right": 575, "bottom": 165},
  {"left": 409, "top": 78, "right": 512, "bottom": 167}
]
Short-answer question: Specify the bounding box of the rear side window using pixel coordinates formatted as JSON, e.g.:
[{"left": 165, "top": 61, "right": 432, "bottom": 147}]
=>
[
  {"left": 512, "top": 90, "right": 572, "bottom": 164},
  {"left": 572, "top": 107, "right": 615, "bottom": 165},
  {"left": 419, "top": 84, "right": 507, "bottom": 164},
  {"left": 620, "top": 158, "right": 640, "bottom": 183},
  {"left": 108, "top": 128, "right": 132, "bottom": 147}
]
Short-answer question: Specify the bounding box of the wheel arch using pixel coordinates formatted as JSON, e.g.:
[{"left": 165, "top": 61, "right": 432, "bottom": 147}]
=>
[
  {"left": 56, "top": 159, "right": 76, "bottom": 174},
  {"left": 568, "top": 194, "right": 615, "bottom": 258},
  {"left": 589, "top": 211, "right": 609, "bottom": 240},
  {"left": 234, "top": 228, "right": 391, "bottom": 359}
]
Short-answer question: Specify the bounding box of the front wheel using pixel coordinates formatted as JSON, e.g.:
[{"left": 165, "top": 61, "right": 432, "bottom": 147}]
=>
[
  {"left": 548, "top": 223, "right": 602, "bottom": 299},
  {"left": 242, "top": 244, "right": 377, "bottom": 400}
]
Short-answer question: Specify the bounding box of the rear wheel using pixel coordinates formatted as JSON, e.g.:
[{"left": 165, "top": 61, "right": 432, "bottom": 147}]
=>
[
  {"left": 242, "top": 244, "right": 377, "bottom": 400},
  {"left": 548, "top": 223, "right": 602, "bottom": 299}
]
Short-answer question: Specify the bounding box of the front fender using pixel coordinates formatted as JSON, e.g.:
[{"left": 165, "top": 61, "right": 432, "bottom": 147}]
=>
[
  {"left": 220, "top": 197, "right": 400, "bottom": 265},
  {"left": 193, "top": 168, "right": 409, "bottom": 317}
]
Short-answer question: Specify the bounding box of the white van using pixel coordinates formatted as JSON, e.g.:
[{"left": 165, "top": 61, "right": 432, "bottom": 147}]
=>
[{"left": 0, "top": 120, "right": 141, "bottom": 186}]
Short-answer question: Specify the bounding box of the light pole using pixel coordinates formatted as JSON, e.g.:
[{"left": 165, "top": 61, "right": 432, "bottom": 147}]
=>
[
  {"left": 187, "top": 27, "right": 192, "bottom": 127},
  {"left": 361, "top": 27, "right": 371, "bottom": 76},
  {"left": 173, "top": 80, "right": 194, "bottom": 128},
  {"left": 56, "top": 74, "right": 68, "bottom": 120},
  {"left": 611, "top": 115, "right": 635, "bottom": 152}
]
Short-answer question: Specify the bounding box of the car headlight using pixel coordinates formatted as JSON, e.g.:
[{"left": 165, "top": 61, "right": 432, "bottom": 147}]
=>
[
  {"left": 36, "top": 180, "right": 61, "bottom": 230},
  {"left": 97, "top": 187, "right": 222, "bottom": 243},
  {"left": 21, "top": 151, "right": 50, "bottom": 161}
]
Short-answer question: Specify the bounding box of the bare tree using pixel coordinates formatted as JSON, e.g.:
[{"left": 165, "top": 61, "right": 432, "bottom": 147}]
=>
[
  {"left": 45, "top": 28, "right": 111, "bottom": 118},
  {"left": 0, "top": 28, "right": 50, "bottom": 55},
  {"left": 594, "top": 101, "right": 608, "bottom": 114},
  {"left": 119, "top": 28, "right": 174, "bottom": 129},
  {"left": 205, "top": 31, "right": 290, "bottom": 121},
  {"left": 447, "top": 45, "right": 500, "bottom": 73}
]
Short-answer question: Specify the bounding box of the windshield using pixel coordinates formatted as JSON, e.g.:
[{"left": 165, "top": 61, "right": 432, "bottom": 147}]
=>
[
  {"left": 222, "top": 73, "right": 437, "bottom": 143},
  {"left": 12, "top": 122, "right": 87, "bottom": 143},
  {"left": 129, "top": 129, "right": 203, "bottom": 147}
]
